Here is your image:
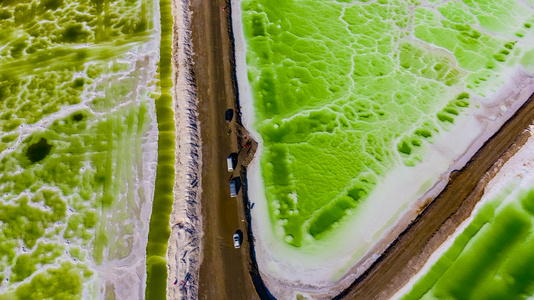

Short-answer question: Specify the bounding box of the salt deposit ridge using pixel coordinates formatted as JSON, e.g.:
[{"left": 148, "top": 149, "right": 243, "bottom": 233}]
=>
[{"left": 165, "top": 0, "right": 202, "bottom": 299}]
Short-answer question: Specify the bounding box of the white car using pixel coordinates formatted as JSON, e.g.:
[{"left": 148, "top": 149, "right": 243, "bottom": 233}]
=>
[
  {"left": 227, "top": 153, "right": 237, "bottom": 172},
  {"left": 233, "top": 232, "right": 241, "bottom": 248},
  {"left": 227, "top": 155, "right": 235, "bottom": 172}
]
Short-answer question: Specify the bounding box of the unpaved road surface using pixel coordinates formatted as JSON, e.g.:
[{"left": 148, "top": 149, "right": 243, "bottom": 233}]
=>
[
  {"left": 191, "top": 0, "right": 534, "bottom": 298},
  {"left": 191, "top": 0, "right": 260, "bottom": 299}
]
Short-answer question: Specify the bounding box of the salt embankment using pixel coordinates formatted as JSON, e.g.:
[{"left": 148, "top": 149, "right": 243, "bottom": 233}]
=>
[{"left": 166, "top": 0, "right": 203, "bottom": 299}]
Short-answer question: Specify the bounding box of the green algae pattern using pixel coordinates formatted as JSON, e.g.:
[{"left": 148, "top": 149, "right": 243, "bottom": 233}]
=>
[
  {"left": 401, "top": 186, "right": 534, "bottom": 300},
  {"left": 241, "top": 0, "right": 534, "bottom": 247},
  {"left": 0, "top": 0, "right": 159, "bottom": 298}
]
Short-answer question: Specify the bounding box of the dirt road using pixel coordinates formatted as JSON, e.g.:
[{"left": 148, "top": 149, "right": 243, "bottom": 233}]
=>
[
  {"left": 336, "top": 94, "right": 534, "bottom": 300},
  {"left": 190, "top": 0, "right": 260, "bottom": 299},
  {"left": 190, "top": 0, "right": 534, "bottom": 299}
]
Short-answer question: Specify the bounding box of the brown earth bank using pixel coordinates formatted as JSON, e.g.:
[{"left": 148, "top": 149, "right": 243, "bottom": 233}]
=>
[
  {"left": 336, "top": 93, "right": 534, "bottom": 300},
  {"left": 191, "top": 0, "right": 263, "bottom": 299}
]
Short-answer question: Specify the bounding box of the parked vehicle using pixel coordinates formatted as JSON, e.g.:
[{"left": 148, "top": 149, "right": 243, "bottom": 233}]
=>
[
  {"left": 230, "top": 180, "right": 237, "bottom": 197},
  {"left": 225, "top": 109, "right": 234, "bottom": 123},
  {"left": 233, "top": 232, "right": 241, "bottom": 248},
  {"left": 227, "top": 154, "right": 235, "bottom": 172}
]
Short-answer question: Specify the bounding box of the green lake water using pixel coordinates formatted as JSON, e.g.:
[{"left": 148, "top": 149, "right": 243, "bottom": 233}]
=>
[{"left": 241, "top": 0, "right": 534, "bottom": 247}]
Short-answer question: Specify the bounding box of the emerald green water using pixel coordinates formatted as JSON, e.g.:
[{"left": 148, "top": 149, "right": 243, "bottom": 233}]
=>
[
  {"left": 241, "top": 0, "right": 534, "bottom": 247},
  {"left": 0, "top": 0, "right": 159, "bottom": 298},
  {"left": 401, "top": 187, "right": 534, "bottom": 300}
]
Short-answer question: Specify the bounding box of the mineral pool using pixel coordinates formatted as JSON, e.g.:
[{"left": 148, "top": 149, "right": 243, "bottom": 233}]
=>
[
  {"left": 399, "top": 183, "right": 534, "bottom": 300},
  {"left": 240, "top": 0, "right": 534, "bottom": 282},
  {"left": 0, "top": 0, "right": 171, "bottom": 298}
]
